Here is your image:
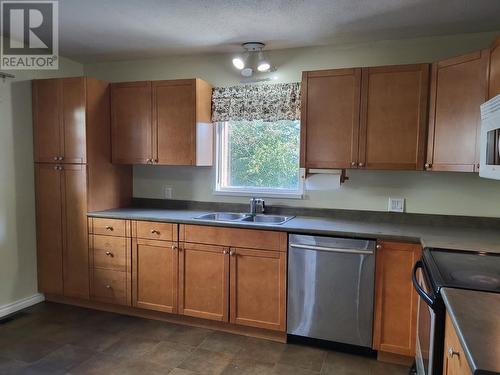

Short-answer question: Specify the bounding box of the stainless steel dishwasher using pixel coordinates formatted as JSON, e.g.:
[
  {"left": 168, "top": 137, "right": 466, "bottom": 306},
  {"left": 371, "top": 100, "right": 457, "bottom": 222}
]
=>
[{"left": 287, "top": 234, "right": 376, "bottom": 348}]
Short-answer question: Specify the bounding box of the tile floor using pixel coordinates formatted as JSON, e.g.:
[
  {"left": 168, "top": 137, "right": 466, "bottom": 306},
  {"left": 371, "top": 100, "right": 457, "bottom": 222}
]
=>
[{"left": 0, "top": 302, "right": 409, "bottom": 375}]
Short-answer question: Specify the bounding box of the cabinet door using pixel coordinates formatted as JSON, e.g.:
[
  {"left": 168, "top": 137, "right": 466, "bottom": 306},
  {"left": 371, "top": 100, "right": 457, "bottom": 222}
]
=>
[
  {"left": 178, "top": 243, "right": 229, "bottom": 321},
  {"left": 35, "top": 164, "right": 64, "bottom": 294},
  {"left": 359, "top": 64, "right": 429, "bottom": 170},
  {"left": 132, "top": 239, "right": 178, "bottom": 313},
  {"left": 443, "top": 313, "right": 472, "bottom": 375},
  {"left": 61, "top": 164, "right": 89, "bottom": 299},
  {"left": 61, "top": 77, "right": 86, "bottom": 164},
  {"left": 153, "top": 80, "right": 196, "bottom": 165},
  {"left": 301, "top": 69, "right": 361, "bottom": 169},
  {"left": 373, "top": 241, "right": 421, "bottom": 356},
  {"left": 489, "top": 37, "right": 500, "bottom": 99},
  {"left": 427, "top": 51, "right": 489, "bottom": 172},
  {"left": 33, "top": 79, "right": 62, "bottom": 163},
  {"left": 229, "top": 248, "right": 286, "bottom": 332},
  {"left": 111, "top": 81, "right": 153, "bottom": 164}
]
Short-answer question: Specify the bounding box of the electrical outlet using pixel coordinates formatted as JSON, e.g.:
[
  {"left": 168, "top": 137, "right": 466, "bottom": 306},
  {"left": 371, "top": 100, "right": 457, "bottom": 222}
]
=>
[
  {"left": 164, "top": 186, "right": 173, "bottom": 199},
  {"left": 388, "top": 197, "right": 405, "bottom": 213}
]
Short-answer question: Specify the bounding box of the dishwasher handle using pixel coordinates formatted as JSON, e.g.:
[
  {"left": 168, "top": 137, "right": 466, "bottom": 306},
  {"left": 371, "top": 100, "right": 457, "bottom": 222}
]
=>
[{"left": 289, "top": 243, "right": 374, "bottom": 255}]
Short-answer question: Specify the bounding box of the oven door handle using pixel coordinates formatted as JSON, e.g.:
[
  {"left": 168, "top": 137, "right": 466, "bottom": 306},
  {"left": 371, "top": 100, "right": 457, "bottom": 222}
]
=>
[{"left": 412, "top": 261, "right": 434, "bottom": 308}]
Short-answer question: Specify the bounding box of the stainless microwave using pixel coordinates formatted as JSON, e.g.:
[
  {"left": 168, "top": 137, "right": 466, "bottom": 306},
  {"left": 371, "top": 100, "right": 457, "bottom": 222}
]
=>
[{"left": 480, "top": 94, "right": 500, "bottom": 180}]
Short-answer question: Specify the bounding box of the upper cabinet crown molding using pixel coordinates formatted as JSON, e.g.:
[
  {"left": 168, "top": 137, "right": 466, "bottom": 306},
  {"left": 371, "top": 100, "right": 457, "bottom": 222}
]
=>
[
  {"left": 111, "top": 78, "right": 213, "bottom": 166},
  {"left": 426, "top": 50, "right": 489, "bottom": 172}
]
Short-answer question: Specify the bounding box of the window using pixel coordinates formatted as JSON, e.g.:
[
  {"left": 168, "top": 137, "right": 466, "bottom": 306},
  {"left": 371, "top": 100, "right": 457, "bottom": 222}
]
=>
[{"left": 215, "top": 120, "right": 303, "bottom": 197}]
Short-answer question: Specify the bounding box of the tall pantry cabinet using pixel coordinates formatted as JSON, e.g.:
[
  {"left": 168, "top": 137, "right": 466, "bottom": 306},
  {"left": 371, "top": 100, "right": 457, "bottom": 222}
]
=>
[{"left": 33, "top": 77, "right": 132, "bottom": 298}]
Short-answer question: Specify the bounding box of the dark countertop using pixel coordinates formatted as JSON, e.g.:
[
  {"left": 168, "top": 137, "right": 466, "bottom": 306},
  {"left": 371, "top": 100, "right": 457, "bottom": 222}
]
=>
[
  {"left": 442, "top": 288, "right": 500, "bottom": 375},
  {"left": 87, "top": 205, "right": 500, "bottom": 253}
]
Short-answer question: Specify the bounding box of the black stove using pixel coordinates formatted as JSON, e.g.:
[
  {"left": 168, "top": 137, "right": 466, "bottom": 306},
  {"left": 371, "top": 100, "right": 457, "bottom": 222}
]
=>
[
  {"left": 422, "top": 248, "right": 500, "bottom": 293},
  {"left": 413, "top": 248, "right": 500, "bottom": 375}
]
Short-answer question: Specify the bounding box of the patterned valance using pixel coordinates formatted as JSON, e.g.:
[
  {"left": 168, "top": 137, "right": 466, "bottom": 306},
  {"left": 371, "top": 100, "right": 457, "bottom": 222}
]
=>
[{"left": 212, "top": 82, "right": 301, "bottom": 122}]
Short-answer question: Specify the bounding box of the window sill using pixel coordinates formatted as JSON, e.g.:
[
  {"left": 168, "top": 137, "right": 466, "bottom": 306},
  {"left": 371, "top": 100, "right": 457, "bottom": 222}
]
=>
[{"left": 213, "top": 190, "right": 303, "bottom": 199}]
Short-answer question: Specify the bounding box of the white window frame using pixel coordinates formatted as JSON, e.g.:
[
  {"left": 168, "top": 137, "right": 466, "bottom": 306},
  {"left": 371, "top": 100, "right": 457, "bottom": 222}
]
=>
[{"left": 214, "top": 121, "right": 304, "bottom": 199}]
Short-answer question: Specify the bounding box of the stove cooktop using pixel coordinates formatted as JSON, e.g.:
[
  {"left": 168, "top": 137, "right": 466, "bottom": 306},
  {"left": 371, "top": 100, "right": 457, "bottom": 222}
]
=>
[{"left": 422, "top": 248, "right": 500, "bottom": 293}]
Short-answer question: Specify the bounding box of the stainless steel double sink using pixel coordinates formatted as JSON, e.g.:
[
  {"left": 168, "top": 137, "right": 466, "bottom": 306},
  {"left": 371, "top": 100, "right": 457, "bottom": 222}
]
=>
[{"left": 193, "top": 212, "right": 294, "bottom": 225}]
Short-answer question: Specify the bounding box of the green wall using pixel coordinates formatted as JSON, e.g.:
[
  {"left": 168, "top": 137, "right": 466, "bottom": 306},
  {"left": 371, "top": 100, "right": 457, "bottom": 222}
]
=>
[{"left": 85, "top": 31, "right": 500, "bottom": 217}]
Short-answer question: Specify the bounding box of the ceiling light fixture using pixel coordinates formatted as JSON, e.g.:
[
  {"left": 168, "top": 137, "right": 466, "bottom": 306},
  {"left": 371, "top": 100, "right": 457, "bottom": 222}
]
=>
[{"left": 232, "top": 42, "right": 274, "bottom": 77}]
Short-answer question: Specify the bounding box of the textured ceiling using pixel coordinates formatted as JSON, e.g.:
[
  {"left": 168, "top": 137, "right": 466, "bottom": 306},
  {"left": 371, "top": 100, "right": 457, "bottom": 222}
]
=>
[{"left": 57, "top": 0, "right": 500, "bottom": 62}]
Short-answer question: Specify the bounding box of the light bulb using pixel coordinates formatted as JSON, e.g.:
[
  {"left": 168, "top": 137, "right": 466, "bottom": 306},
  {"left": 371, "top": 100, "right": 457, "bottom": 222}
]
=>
[
  {"left": 257, "top": 62, "right": 271, "bottom": 72},
  {"left": 232, "top": 57, "right": 245, "bottom": 70},
  {"left": 241, "top": 67, "right": 253, "bottom": 77}
]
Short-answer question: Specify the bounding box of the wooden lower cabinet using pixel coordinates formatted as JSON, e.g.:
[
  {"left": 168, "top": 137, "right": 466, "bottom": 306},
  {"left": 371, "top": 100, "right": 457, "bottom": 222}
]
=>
[
  {"left": 178, "top": 243, "right": 229, "bottom": 321},
  {"left": 35, "top": 163, "right": 89, "bottom": 299},
  {"left": 373, "top": 241, "right": 422, "bottom": 357},
  {"left": 230, "top": 247, "right": 286, "bottom": 331},
  {"left": 443, "top": 313, "right": 472, "bottom": 375},
  {"left": 132, "top": 238, "right": 178, "bottom": 313}
]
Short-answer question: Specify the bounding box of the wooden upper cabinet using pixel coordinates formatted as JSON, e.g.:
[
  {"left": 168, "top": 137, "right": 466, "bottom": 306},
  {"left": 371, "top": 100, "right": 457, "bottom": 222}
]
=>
[
  {"left": 373, "top": 241, "right": 422, "bottom": 357},
  {"left": 111, "top": 79, "right": 213, "bottom": 166},
  {"left": 301, "top": 69, "right": 361, "bottom": 169},
  {"left": 359, "top": 64, "right": 430, "bottom": 170},
  {"left": 111, "top": 81, "right": 153, "bottom": 164},
  {"left": 132, "top": 238, "right": 178, "bottom": 313},
  {"left": 427, "top": 50, "right": 489, "bottom": 172},
  {"left": 489, "top": 37, "right": 500, "bottom": 99},
  {"left": 178, "top": 243, "right": 229, "bottom": 322},
  {"left": 229, "top": 247, "right": 286, "bottom": 332},
  {"left": 153, "top": 79, "right": 212, "bottom": 165},
  {"left": 33, "top": 77, "right": 86, "bottom": 163}
]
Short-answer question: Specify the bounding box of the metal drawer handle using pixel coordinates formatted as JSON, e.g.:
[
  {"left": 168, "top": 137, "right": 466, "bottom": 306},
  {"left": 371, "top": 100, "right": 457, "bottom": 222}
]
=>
[
  {"left": 105, "top": 226, "right": 113, "bottom": 231},
  {"left": 289, "top": 243, "right": 373, "bottom": 255},
  {"left": 448, "top": 347, "right": 460, "bottom": 358},
  {"left": 105, "top": 251, "right": 113, "bottom": 257},
  {"left": 151, "top": 229, "right": 160, "bottom": 234}
]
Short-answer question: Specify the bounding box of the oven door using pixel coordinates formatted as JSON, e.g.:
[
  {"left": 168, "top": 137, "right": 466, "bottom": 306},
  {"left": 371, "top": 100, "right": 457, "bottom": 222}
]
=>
[{"left": 412, "top": 261, "right": 439, "bottom": 375}]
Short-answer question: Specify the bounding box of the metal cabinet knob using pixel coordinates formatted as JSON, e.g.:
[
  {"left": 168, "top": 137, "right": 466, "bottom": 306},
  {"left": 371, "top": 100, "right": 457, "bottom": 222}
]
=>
[
  {"left": 425, "top": 163, "right": 432, "bottom": 169},
  {"left": 59, "top": 156, "right": 64, "bottom": 161},
  {"left": 376, "top": 244, "right": 382, "bottom": 250},
  {"left": 53, "top": 156, "right": 58, "bottom": 161},
  {"left": 171, "top": 245, "right": 178, "bottom": 251},
  {"left": 358, "top": 162, "right": 364, "bottom": 167},
  {"left": 105, "top": 226, "right": 113, "bottom": 231},
  {"left": 105, "top": 284, "right": 111, "bottom": 289},
  {"left": 105, "top": 251, "right": 113, "bottom": 257},
  {"left": 229, "top": 250, "right": 236, "bottom": 256},
  {"left": 351, "top": 161, "right": 357, "bottom": 167},
  {"left": 151, "top": 229, "right": 160, "bottom": 234},
  {"left": 222, "top": 249, "right": 228, "bottom": 255},
  {"left": 448, "top": 347, "right": 460, "bottom": 358}
]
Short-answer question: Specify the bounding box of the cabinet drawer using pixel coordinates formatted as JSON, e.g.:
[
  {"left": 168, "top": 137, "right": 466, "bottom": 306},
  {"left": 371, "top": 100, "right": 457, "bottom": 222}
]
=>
[
  {"left": 91, "top": 269, "right": 129, "bottom": 306},
  {"left": 92, "top": 218, "right": 128, "bottom": 237},
  {"left": 180, "top": 224, "right": 286, "bottom": 251},
  {"left": 92, "top": 235, "right": 129, "bottom": 271},
  {"left": 134, "top": 221, "right": 177, "bottom": 241}
]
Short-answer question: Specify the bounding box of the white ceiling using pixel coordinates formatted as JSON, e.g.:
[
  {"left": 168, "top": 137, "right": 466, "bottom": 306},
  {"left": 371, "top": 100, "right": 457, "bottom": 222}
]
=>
[{"left": 58, "top": 0, "right": 500, "bottom": 62}]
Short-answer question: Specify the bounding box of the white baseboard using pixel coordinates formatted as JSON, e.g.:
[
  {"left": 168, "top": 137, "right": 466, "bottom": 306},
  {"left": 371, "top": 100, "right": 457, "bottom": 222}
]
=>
[{"left": 0, "top": 293, "right": 45, "bottom": 319}]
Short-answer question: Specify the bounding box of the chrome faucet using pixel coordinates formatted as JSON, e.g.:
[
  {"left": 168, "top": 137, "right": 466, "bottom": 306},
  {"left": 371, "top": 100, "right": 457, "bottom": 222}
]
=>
[{"left": 249, "top": 198, "right": 265, "bottom": 215}]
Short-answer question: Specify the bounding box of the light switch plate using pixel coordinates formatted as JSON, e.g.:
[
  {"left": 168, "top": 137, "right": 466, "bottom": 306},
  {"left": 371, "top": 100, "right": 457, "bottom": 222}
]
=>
[{"left": 388, "top": 197, "right": 405, "bottom": 213}]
